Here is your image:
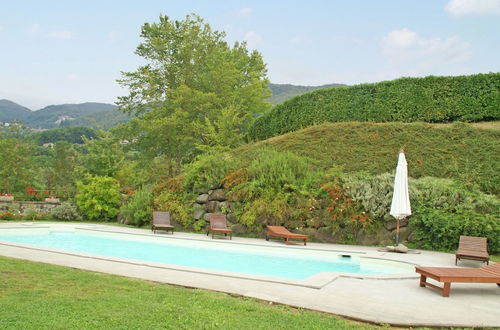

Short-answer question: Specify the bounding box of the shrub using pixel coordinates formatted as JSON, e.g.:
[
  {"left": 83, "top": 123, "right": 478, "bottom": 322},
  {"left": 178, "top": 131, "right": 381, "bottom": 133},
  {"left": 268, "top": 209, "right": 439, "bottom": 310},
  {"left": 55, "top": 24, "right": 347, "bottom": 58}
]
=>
[
  {"left": 23, "top": 208, "right": 45, "bottom": 221},
  {"left": 76, "top": 175, "right": 121, "bottom": 221},
  {"left": 48, "top": 202, "right": 82, "bottom": 221},
  {"left": 410, "top": 207, "right": 500, "bottom": 253},
  {"left": 154, "top": 191, "right": 191, "bottom": 227},
  {"left": 120, "top": 186, "right": 153, "bottom": 226},
  {"left": 248, "top": 72, "right": 500, "bottom": 140},
  {"left": 183, "top": 151, "right": 239, "bottom": 192}
]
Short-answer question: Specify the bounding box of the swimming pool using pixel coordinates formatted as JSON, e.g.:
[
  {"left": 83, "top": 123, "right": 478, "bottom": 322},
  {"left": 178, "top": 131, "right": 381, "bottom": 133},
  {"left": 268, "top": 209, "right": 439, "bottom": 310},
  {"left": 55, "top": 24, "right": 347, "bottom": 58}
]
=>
[{"left": 0, "top": 227, "right": 413, "bottom": 280}]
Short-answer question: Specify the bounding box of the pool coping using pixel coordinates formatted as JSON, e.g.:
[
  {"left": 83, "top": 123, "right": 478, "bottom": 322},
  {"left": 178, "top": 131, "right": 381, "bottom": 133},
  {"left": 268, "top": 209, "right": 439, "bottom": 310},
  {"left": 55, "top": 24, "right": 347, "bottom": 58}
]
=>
[
  {"left": 0, "top": 224, "right": 418, "bottom": 289},
  {"left": 1, "top": 222, "right": 499, "bottom": 328}
]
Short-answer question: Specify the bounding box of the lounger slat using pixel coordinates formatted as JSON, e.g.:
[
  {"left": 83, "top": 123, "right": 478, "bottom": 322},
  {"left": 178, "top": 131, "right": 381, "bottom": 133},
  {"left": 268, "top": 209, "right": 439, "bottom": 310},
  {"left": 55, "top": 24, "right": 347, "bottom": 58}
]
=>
[
  {"left": 415, "top": 262, "right": 500, "bottom": 297},
  {"left": 455, "top": 236, "right": 489, "bottom": 265},
  {"left": 266, "top": 226, "right": 308, "bottom": 245}
]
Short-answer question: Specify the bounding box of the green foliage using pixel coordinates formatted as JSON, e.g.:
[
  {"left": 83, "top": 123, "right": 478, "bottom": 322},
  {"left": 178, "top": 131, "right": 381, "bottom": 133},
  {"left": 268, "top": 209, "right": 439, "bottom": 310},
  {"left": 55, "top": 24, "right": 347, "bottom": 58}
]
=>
[
  {"left": 75, "top": 175, "right": 121, "bottom": 221},
  {"left": 154, "top": 191, "right": 191, "bottom": 227},
  {"left": 411, "top": 208, "right": 500, "bottom": 253},
  {"left": 120, "top": 186, "right": 153, "bottom": 226},
  {"left": 32, "top": 126, "right": 97, "bottom": 145},
  {"left": 239, "top": 122, "right": 500, "bottom": 195},
  {"left": 0, "top": 137, "right": 35, "bottom": 196},
  {"left": 249, "top": 73, "right": 500, "bottom": 140},
  {"left": 48, "top": 202, "right": 82, "bottom": 221},
  {"left": 227, "top": 149, "right": 321, "bottom": 228},
  {"left": 116, "top": 14, "right": 271, "bottom": 164},
  {"left": 44, "top": 142, "right": 79, "bottom": 199},
  {"left": 183, "top": 151, "right": 239, "bottom": 192},
  {"left": 81, "top": 134, "right": 125, "bottom": 177}
]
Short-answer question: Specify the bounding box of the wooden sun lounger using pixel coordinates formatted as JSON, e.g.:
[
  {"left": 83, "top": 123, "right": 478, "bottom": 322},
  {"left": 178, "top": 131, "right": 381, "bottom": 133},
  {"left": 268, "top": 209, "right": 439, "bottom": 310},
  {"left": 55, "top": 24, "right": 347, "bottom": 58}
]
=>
[
  {"left": 455, "top": 235, "right": 489, "bottom": 265},
  {"left": 415, "top": 263, "right": 500, "bottom": 297},
  {"left": 152, "top": 211, "right": 174, "bottom": 234},
  {"left": 207, "top": 214, "right": 232, "bottom": 239},
  {"left": 265, "top": 226, "right": 308, "bottom": 245}
]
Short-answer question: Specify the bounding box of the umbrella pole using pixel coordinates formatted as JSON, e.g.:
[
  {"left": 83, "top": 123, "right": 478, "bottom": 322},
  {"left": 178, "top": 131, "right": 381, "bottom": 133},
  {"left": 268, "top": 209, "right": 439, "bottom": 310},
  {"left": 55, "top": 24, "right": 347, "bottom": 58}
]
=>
[{"left": 396, "top": 219, "right": 400, "bottom": 245}]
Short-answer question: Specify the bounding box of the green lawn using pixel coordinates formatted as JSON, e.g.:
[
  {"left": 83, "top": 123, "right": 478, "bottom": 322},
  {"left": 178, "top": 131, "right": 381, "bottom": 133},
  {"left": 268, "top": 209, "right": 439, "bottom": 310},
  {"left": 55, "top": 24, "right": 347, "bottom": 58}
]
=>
[{"left": 0, "top": 256, "right": 385, "bottom": 330}]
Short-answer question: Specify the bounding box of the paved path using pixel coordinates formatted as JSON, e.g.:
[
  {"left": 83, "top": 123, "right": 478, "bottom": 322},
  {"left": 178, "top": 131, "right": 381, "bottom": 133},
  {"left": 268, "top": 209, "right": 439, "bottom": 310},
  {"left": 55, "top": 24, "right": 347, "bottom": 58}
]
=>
[{"left": 0, "top": 222, "right": 499, "bottom": 328}]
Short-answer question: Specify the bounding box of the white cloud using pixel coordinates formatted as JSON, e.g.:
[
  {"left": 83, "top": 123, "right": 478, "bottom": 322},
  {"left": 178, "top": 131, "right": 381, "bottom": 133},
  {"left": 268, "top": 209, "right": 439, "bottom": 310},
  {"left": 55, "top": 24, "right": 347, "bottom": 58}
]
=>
[
  {"left": 445, "top": 0, "right": 500, "bottom": 16},
  {"left": 382, "top": 28, "right": 472, "bottom": 64},
  {"left": 48, "top": 31, "right": 75, "bottom": 40},
  {"left": 239, "top": 8, "right": 253, "bottom": 16},
  {"left": 384, "top": 29, "right": 418, "bottom": 48},
  {"left": 244, "top": 31, "right": 262, "bottom": 49}
]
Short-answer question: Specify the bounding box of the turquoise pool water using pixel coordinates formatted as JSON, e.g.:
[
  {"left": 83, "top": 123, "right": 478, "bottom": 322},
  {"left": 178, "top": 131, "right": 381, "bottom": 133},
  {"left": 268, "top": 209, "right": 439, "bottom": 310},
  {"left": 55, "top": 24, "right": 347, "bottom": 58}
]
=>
[{"left": 0, "top": 231, "right": 410, "bottom": 279}]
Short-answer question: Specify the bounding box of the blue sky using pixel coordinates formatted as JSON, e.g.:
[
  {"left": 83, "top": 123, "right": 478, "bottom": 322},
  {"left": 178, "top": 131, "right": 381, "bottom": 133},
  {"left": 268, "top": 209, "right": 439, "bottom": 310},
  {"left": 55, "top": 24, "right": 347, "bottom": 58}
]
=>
[{"left": 1, "top": 0, "right": 499, "bottom": 109}]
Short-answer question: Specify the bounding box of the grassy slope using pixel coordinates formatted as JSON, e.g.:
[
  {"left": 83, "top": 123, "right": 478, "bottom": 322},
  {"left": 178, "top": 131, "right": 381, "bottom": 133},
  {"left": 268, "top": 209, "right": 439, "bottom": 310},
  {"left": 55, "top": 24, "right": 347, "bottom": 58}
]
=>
[
  {"left": 0, "top": 256, "right": 382, "bottom": 330},
  {"left": 241, "top": 122, "right": 500, "bottom": 195}
]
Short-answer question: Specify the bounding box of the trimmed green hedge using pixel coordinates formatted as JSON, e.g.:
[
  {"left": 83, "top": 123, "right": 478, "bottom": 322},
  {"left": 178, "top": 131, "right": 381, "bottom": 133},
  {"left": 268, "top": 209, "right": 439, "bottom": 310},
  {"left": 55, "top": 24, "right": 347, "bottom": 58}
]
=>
[
  {"left": 248, "top": 73, "right": 500, "bottom": 140},
  {"left": 410, "top": 207, "right": 500, "bottom": 254}
]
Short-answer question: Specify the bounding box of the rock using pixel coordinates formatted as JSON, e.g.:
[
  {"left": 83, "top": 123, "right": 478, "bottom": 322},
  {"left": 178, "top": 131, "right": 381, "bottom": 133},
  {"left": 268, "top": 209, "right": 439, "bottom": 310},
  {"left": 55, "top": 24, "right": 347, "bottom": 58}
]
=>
[
  {"left": 386, "top": 245, "right": 396, "bottom": 252},
  {"left": 196, "top": 194, "right": 209, "bottom": 204},
  {"left": 395, "top": 243, "right": 409, "bottom": 253},
  {"left": 203, "top": 213, "right": 213, "bottom": 221},
  {"left": 230, "top": 224, "right": 247, "bottom": 234},
  {"left": 208, "top": 189, "right": 227, "bottom": 201},
  {"left": 384, "top": 218, "right": 409, "bottom": 231},
  {"left": 357, "top": 227, "right": 388, "bottom": 246},
  {"left": 193, "top": 208, "right": 205, "bottom": 220},
  {"left": 195, "top": 187, "right": 208, "bottom": 194},
  {"left": 220, "top": 201, "right": 231, "bottom": 211},
  {"left": 205, "top": 201, "right": 221, "bottom": 213},
  {"left": 226, "top": 213, "right": 237, "bottom": 223}
]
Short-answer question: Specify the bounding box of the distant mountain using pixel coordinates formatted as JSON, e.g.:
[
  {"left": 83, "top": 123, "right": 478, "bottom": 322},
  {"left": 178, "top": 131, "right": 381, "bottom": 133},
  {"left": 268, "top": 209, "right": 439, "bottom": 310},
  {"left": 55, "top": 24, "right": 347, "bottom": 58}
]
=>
[
  {"left": 268, "top": 83, "right": 345, "bottom": 104},
  {"left": 62, "top": 108, "right": 133, "bottom": 130},
  {"left": 0, "top": 81, "right": 346, "bottom": 129},
  {"left": 0, "top": 99, "right": 32, "bottom": 122},
  {"left": 23, "top": 102, "right": 118, "bottom": 129}
]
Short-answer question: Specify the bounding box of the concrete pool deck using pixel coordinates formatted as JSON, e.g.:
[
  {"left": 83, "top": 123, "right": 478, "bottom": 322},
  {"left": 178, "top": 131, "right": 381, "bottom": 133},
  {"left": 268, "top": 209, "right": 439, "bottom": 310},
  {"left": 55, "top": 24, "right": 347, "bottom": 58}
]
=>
[{"left": 0, "top": 222, "right": 499, "bottom": 328}]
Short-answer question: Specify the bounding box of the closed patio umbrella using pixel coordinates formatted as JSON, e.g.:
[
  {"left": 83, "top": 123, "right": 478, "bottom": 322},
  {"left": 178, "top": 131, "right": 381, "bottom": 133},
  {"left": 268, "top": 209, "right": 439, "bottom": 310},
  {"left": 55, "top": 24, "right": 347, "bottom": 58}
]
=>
[{"left": 390, "top": 151, "right": 411, "bottom": 246}]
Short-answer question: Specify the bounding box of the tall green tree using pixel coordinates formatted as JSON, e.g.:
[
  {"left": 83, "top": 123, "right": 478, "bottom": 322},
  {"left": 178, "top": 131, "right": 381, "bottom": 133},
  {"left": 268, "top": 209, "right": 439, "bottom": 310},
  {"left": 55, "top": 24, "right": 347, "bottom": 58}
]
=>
[
  {"left": 80, "top": 133, "right": 125, "bottom": 178},
  {"left": 0, "top": 137, "right": 35, "bottom": 195},
  {"left": 116, "top": 14, "right": 271, "bottom": 173}
]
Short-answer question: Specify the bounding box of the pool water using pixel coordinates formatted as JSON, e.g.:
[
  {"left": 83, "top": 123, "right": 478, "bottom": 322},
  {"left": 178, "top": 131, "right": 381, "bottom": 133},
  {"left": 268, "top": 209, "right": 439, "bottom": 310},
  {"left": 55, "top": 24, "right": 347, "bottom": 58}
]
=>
[{"left": 0, "top": 231, "right": 411, "bottom": 279}]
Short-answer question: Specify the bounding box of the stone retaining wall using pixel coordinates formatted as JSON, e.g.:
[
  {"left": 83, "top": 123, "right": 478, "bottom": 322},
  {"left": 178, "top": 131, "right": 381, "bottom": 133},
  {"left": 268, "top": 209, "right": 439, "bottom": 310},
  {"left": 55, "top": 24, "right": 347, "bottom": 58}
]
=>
[
  {"left": 193, "top": 188, "right": 413, "bottom": 245},
  {"left": 0, "top": 200, "right": 61, "bottom": 215}
]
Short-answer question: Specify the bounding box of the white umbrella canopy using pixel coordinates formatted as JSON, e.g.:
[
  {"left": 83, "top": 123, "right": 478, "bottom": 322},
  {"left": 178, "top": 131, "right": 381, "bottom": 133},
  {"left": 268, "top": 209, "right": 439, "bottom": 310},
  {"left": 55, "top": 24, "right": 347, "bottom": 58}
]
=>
[{"left": 390, "top": 151, "right": 411, "bottom": 245}]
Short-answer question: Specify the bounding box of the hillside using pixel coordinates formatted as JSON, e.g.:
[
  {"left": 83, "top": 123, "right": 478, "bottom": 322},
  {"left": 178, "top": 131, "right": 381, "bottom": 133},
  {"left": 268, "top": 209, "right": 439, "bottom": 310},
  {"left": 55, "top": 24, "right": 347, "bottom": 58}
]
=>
[
  {"left": 267, "top": 83, "right": 344, "bottom": 104},
  {"left": 23, "top": 102, "right": 118, "bottom": 129},
  {"left": 250, "top": 73, "right": 500, "bottom": 140},
  {"left": 62, "top": 108, "right": 132, "bottom": 130},
  {"left": 238, "top": 121, "right": 500, "bottom": 195},
  {"left": 0, "top": 99, "right": 32, "bottom": 122}
]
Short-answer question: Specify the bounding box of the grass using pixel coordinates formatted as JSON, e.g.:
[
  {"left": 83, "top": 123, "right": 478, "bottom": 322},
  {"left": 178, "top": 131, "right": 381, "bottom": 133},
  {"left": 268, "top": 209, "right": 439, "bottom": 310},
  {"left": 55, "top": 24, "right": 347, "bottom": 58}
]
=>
[
  {"left": 240, "top": 122, "right": 500, "bottom": 195},
  {"left": 0, "top": 256, "right": 388, "bottom": 330}
]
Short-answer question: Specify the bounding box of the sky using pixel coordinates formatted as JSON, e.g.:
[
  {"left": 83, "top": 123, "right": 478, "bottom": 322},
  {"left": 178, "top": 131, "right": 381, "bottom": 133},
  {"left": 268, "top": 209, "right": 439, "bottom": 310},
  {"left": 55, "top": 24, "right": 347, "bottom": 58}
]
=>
[{"left": 1, "top": 0, "right": 499, "bottom": 110}]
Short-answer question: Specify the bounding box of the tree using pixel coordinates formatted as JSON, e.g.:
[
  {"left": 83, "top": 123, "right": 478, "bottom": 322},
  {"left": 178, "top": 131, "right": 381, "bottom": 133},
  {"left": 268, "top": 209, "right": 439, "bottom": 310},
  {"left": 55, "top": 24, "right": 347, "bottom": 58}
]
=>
[
  {"left": 116, "top": 14, "right": 271, "bottom": 173},
  {"left": 46, "top": 142, "right": 79, "bottom": 199},
  {"left": 76, "top": 175, "right": 121, "bottom": 221},
  {"left": 80, "top": 133, "right": 125, "bottom": 178},
  {"left": 0, "top": 137, "right": 35, "bottom": 195}
]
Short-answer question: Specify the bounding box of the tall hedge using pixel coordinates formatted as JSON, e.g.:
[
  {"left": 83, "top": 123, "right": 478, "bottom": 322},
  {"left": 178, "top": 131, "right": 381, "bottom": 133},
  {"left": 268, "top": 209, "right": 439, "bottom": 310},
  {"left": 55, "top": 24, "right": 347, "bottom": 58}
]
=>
[{"left": 248, "top": 73, "right": 500, "bottom": 140}]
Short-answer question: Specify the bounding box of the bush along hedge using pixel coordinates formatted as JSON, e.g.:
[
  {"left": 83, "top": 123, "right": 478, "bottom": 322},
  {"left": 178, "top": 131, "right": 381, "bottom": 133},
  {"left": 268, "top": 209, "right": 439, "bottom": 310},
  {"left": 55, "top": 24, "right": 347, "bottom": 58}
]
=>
[
  {"left": 154, "top": 148, "right": 500, "bottom": 252},
  {"left": 248, "top": 72, "right": 500, "bottom": 140}
]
